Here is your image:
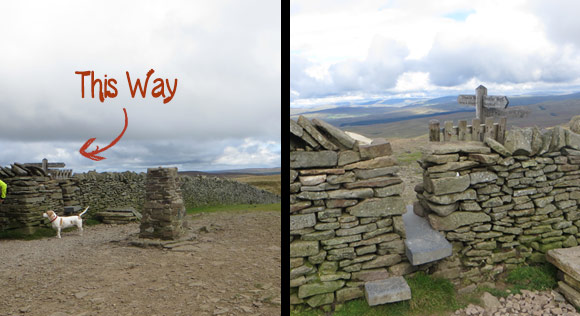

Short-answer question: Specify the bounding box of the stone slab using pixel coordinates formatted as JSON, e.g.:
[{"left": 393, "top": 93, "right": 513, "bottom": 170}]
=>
[
  {"left": 403, "top": 205, "right": 452, "bottom": 265},
  {"left": 364, "top": 276, "right": 411, "bottom": 306},
  {"left": 290, "top": 151, "right": 338, "bottom": 169},
  {"left": 312, "top": 118, "right": 356, "bottom": 149},
  {"left": 428, "top": 211, "right": 490, "bottom": 231},
  {"left": 347, "top": 196, "right": 406, "bottom": 217},
  {"left": 558, "top": 281, "right": 580, "bottom": 309},
  {"left": 290, "top": 213, "right": 316, "bottom": 231},
  {"left": 547, "top": 246, "right": 580, "bottom": 283}
]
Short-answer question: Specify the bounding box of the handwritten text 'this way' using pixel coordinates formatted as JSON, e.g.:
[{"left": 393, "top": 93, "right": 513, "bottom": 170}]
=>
[{"left": 75, "top": 69, "right": 178, "bottom": 104}]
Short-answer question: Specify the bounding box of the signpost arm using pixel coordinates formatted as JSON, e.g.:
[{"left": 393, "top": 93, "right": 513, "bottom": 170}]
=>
[{"left": 475, "top": 85, "right": 487, "bottom": 119}]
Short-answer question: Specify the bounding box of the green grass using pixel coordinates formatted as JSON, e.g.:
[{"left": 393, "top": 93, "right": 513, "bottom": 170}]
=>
[
  {"left": 291, "top": 272, "right": 460, "bottom": 316},
  {"left": 84, "top": 218, "right": 102, "bottom": 226},
  {"left": 232, "top": 174, "right": 281, "bottom": 195},
  {"left": 482, "top": 263, "right": 558, "bottom": 297},
  {"left": 396, "top": 151, "right": 422, "bottom": 166},
  {"left": 186, "top": 203, "right": 281, "bottom": 214},
  {"left": 0, "top": 227, "right": 57, "bottom": 240},
  {"left": 506, "top": 263, "right": 558, "bottom": 291},
  {"left": 291, "top": 264, "right": 559, "bottom": 316}
]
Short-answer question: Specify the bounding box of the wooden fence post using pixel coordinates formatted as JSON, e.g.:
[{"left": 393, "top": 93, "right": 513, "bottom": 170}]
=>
[
  {"left": 472, "top": 118, "right": 481, "bottom": 141},
  {"left": 444, "top": 121, "right": 453, "bottom": 141},
  {"left": 458, "top": 120, "right": 467, "bottom": 141},
  {"left": 429, "top": 120, "right": 440, "bottom": 142},
  {"left": 497, "top": 117, "right": 507, "bottom": 144}
]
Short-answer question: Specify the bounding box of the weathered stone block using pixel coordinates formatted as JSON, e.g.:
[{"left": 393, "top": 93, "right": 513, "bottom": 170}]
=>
[
  {"left": 428, "top": 212, "right": 491, "bottom": 231},
  {"left": 361, "top": 254, "right": 401, "bottom": 269},
  {"left": 298, "top": 280, "right": 345, "bottom": 298},
  {"left": 312, "top": 118, "right": 356, "bottom": 149},
  {"left": 343, "top": 176, "right": 402, "bottom": 189},
  {"left": 306, "top": 292, "right": 334, "bottom": 307},
  {"left": 504, "top": 128, "right": 533, "bottom": 156},
  {"left": 327, "top": 188, "right": 374, "bottom": 199},
  {"left": 338, "top": 150, "right": 361, "bottom": 166},
  {"left": 424, "top": 189, "right": 477, "bottom": 205},
  {"left": 422, "top": 153, "right": 459, "bottom": 164},
  {"left": 291, "top": 240, "right": 320, "bottom": 257},
  {"left": 336, "top": 287, "right": 364, "bottom": 302},
  {"left": 364, "top": 276, "right": 411, "bottom": 306},
  {"left": 470, "top": 171, "right": 498, "bottom": 185},
  {"left": 344, "top": 156, "right": 398, "bottom": 170},
  {"left": 374, "top": 183, "right": 404, "bottom": 197},
  {"left": 290, "top": 151, "right": 338, "bottom": 169},
  {"left": 427, "top": 174, "right": 470, "bottom": 195},
  {"left": 290, "top": 213, "right": 316, "bottom": 231},
  {"left": 347, "top": 196, "right": 406, "bottom": 217},
  {"left": 359, "top": 138, "right": 392, "bottom": 159}
]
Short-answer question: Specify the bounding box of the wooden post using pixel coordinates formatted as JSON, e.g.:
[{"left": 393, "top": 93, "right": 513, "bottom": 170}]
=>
[
  {"left": 444, "top": 121, "right": 453, "bottom": 141},
  {"left": 485, "top": 117, "right": 494, "bottom": 140},
  {"left": 458, "top": 120, "right": 467, "bottom": 141},
  {"left": 497, "top": 116, "right": 507, "bottom": 144},
  {"left": 471, "top": 118, "right": 481, "bottom": 141},
  {"left": 429, "top": 120, "right": 440, "bottom": 142},
  {"left": 42, "top": 158, "right": 48, "bottom": 174},
  {"left": 475, "top": 85, "right": 487, "bottom": 119}
]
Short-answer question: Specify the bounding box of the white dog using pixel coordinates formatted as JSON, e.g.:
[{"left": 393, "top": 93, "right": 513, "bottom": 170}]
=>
[{"left": 42, "top": 206, "right": 89, "bottom": 238}]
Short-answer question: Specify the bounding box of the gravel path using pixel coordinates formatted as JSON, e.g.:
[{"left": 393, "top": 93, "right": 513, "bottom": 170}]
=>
[
  {"left": 0, "top": 210, "right": 281, "bottom": 316},
  {"left": 454, "top": 290, "right": 580, "bottom": 316}
]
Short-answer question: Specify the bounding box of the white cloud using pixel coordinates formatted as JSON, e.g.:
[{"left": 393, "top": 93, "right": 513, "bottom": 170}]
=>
[
  {"left": 291, "top": 0, "right": 580, "bottom": 108},
  {"left": 0, "top": 0, "right": 280, "bottom": 172},
  {"left": 213, "top": 138, "right": 280, "bottom": 167}
]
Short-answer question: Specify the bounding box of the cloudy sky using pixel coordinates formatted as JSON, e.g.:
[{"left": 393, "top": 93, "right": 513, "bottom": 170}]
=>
[
  {"left": 0, "top": 1, "right": 280, "bottom": 173},
  {"left": 291, "top": 0, "right": 580, "bottom": 108}
]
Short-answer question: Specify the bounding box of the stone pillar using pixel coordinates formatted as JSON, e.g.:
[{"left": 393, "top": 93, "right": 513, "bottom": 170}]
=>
[{"left": 139, "top": 167, "right": 185, "bottom": 240}]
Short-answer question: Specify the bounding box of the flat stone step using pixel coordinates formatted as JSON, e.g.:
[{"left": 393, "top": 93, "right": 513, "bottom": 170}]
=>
[
  {"left": 547, "top": 246, "right": 580, "bottom": 309},
  {"left": 364, "top": 276, "right": 411, "bottom": 306},
  {"left": 403, "top": 205, "right": 452, "bottom": 265},
  {"left": 547, "top": 246, "right": 580, "bottom": 282}
]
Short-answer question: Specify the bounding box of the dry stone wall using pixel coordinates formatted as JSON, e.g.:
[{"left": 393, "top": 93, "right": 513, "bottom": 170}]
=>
[
  {"left": 0, "top": 167, "right": 279, "bottom": 232},
  {"left": 180, "top": 175, "right": 280, "bottom": 207},
  {"left": 290, "top": 116, "right": 409, "bottom": 308},
  {"left": 417, "top": 126, "right": 580, "bottom": 286},
  {"left": 0, "top": 176, "right": 63, "bottom": 233},
  {"left": 73, "top": 171, "right": 146, "bottom": 214}
]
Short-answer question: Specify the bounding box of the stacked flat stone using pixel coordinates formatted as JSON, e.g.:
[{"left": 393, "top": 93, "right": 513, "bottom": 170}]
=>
[
  {"left": 139, "top": 167, "right": 186, "bottom": 240},
  {"left": 96, "top": 207, "right": 141, "bottom": 224},
  {"left": 547, "top": 246, "right": 580, "bottom": 309},
  {"left": 290, "top": 116, "right": 408, "bottom": 308},
  {"left": 417, "top": 126, "right": 580, "bottom": 286},
  {"left": 0, "top": 176, "right": 63, "bottom": 234},
  {"left": 58, "top": 179, "right": 81, "bottom": 207},
  {"left": 0, "top": 163, "right": 47, "bottom": 178}
]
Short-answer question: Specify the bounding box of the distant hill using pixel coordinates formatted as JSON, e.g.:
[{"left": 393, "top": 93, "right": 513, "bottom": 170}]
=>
[
  {"left": 291, "top": 92, "right": 580, "bottom": 139},
  {"left": 179, "top": 167, "right": 280, "bottom": 178}
]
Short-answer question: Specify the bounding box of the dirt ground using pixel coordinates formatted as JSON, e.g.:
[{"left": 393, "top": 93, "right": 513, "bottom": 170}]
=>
[
  {"left": 0, "top": 210, "right": 281, "bottom": 316},
  {"left": 388, "top": 136, "right": 430, "bottom": 206}
]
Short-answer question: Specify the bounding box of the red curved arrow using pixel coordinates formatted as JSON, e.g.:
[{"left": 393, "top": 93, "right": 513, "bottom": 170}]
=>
[{"left": 79, "top": 108, "right": 128, "bottom": 161}]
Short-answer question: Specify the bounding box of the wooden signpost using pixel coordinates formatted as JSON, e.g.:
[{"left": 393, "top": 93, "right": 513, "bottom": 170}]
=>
[
  {"left": 429, "top": 85, "right": 509, "bottom": 143},
  {"left": 457, "top": 85, "right": 509, "bottom": 119}
]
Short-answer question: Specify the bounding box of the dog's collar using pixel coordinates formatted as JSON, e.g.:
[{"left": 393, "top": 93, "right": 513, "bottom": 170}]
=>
[{"left": 49, "top": 215, "right": 58, "bottom": 223}]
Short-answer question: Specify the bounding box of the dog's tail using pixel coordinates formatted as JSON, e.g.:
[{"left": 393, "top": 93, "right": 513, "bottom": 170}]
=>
[{"left": 79, "top": 206, "right": 90, "bottom": 217}]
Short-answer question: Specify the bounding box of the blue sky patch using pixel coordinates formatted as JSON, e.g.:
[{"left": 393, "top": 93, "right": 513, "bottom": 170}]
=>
[{"left": 443, "top": 10, "right": 476, "bottom": 21}]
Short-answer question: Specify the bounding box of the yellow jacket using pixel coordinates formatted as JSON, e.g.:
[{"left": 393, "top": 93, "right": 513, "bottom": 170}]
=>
[{"left": 0, "top": 179, "right": 6, "bottom": 199}]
